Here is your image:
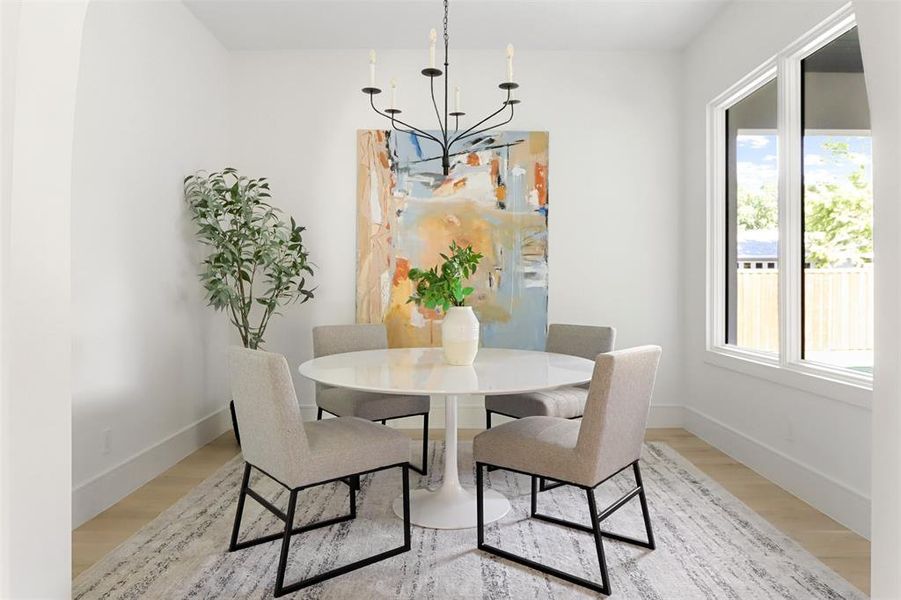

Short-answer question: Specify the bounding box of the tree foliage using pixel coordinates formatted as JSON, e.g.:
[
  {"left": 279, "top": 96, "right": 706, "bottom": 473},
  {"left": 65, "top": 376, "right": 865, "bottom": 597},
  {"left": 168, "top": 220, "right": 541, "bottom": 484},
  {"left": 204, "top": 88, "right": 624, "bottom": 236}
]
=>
[
  {"left": 185, "top": 168, "right": 314, "bottom": 349},
  {"left": 407, "top": 241, "right": 483, "bottom": 313},
  {"left": 738, "top": 186, "right": 778, "bottom": 231},
  {"left": 737, "top": 138, "right": 873, "bottom": 269},
  {"left": 804, "top": 141, "right": 873, "bottom": 268}
]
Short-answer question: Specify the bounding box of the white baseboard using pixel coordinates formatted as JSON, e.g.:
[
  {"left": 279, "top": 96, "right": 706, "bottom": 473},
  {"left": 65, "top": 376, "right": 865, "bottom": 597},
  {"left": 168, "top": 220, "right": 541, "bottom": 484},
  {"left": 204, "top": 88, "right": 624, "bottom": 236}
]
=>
[
  {"left": 72, "top": 407, "right": 232, "bottom": 528},
  {"left": 300, "top": 402, "right": 685, "bottom": 429},
  {"left": 684, "top": 406, "right": 871, "bottom": 539}
]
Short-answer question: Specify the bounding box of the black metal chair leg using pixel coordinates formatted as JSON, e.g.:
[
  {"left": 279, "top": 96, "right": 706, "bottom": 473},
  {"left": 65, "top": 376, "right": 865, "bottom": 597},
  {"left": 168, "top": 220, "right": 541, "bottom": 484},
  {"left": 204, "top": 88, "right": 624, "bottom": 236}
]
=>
[
  {"left": 316, "top": 407, "right": 323, "bottom": 420},
  {"left": 230, "top": 463, "right": 410, "bottom": 597},
  {"left": 229, "top": 463, "right": 252, "bottom": 551},
  {"left": 530, "top": 475, "right": 538, "bottom": 516},
  {"left": 405, "top": 412, "right": 430, "bottom": 476},
  {"left": 420, "top": 412, "right": 429, "bottom": 476},
  {"left": 634, "top": 463, "right": 655, "bottom": 550},
  {"left": 586, "top": 488, "right": 612, "bottom": 595},
  {"left": 272, "top": 465, "right": 411, "bottom": 596},
  {"left": 230, "top": 400, "right": 241, "bottom": 447},
  {"left": 402, "top": 464, "right": 411, "bottom": 550},
  {"left": 476, "top": 462, "right": 485, "bottom": 547},
  {"left": 274, "top": 489, "right": 299, "bottom": 595},
  {"left": 485, "top": 413, "right": 500, "bottom": 472},
  {"left": 349, "top": 475, "right": 357, "bottom": 519},
  {"left": 478, "top": 461, "right": 653, "bottom": 595}
]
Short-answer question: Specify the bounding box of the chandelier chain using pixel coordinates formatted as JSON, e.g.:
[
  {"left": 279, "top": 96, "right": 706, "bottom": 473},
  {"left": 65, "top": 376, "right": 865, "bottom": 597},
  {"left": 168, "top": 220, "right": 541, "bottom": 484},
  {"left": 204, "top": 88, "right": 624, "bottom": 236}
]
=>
[{"left": 443, "top": 0, "right": 449, "bottom": 58}]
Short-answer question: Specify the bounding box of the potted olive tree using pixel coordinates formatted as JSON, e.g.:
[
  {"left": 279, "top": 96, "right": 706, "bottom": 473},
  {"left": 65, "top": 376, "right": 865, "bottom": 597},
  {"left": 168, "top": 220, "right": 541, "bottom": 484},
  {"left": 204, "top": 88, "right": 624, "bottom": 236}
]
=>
[
  {"left": 407, "top": 241, "right": 483, "bottom": 365},
  {"left": 185, "top": 168, "right": 314, "bottom": 443}
]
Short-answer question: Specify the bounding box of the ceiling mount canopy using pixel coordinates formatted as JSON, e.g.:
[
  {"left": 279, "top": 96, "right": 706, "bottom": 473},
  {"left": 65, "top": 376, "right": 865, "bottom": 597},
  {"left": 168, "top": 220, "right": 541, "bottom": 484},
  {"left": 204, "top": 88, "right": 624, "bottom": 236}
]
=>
[{"left": 362, "top": 0, "right": 519, "bottom": 176}]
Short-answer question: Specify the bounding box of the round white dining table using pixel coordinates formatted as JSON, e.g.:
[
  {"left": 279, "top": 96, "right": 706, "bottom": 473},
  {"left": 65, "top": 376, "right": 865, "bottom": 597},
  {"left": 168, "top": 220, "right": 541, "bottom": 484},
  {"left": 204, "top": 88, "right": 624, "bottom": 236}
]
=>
[{"left": 298, "top": 347, "right": 594, "bottom": 530}]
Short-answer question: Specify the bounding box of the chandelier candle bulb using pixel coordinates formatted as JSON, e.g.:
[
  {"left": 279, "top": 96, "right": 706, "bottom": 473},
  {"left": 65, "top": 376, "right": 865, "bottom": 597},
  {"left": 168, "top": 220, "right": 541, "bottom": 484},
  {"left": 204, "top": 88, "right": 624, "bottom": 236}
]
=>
[
  {"left": 455, "top": 85, "right": 461, "bottom": 112},
  {"left": 429, "top": 28, "right": 437, "bottom": 68},
  {"left": 369, "top": 49, "right": 377, "bottom": 86},
  {"left": 390, "top": 79, "right": 397, "bottom": 109},
  {"left": 506, "top": 43, "right": 514, "bottom": 81}
]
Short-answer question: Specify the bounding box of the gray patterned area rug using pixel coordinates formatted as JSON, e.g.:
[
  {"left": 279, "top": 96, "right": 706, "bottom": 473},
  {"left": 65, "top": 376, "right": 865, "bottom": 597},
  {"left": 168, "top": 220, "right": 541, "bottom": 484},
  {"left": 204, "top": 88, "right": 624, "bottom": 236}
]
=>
[{"left": 73, "top": 442, "right": 865, "bottom": 599}]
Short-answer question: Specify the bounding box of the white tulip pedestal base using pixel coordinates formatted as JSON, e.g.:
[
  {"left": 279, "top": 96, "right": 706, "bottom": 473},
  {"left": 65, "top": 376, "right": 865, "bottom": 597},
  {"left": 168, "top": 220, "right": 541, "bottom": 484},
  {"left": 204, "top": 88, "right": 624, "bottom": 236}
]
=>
[{"left": 392, "top": 393, "right": 511, "bottom": 529}]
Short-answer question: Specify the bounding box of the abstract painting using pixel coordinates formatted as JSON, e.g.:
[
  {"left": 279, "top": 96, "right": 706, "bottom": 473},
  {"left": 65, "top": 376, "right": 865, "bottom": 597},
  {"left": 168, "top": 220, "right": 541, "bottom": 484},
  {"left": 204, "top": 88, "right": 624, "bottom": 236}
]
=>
[{"left": 356, "top": 129, "right": 549, "bottom": 350}]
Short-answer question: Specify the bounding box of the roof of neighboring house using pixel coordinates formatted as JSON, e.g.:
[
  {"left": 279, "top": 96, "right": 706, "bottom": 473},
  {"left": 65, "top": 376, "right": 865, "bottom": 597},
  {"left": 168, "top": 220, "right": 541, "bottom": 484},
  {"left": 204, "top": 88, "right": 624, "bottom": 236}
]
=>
[{"left": 737, "top": 230, "right": 778, "bottom": 260}]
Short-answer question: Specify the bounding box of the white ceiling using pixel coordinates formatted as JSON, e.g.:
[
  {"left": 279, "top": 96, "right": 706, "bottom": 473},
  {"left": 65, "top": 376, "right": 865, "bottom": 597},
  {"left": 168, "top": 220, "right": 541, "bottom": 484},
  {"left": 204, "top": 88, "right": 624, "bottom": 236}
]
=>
[{"left": 184, "top": 0, "right": 730, "bottom": 51}]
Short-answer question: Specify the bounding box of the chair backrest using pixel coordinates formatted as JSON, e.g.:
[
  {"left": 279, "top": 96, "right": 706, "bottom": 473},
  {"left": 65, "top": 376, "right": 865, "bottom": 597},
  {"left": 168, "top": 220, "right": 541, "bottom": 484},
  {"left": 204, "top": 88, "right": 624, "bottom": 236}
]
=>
[
  {"left": 228, "top": 347, "right": 309, "bottom": 488},
  {"left": 546, "top": 324, "right": 616, "bottom": 389},
  {"left": 313, "top": 324, "right": 388, "bottom": 357},
  {"left": 545, "top": 324, "right": 616, "bottom": 360},
  {"left": 312, "top": 324, "right": 388, "bottom": 395},
  {"left": 576, "top": 346, "right": 662, "bottom": 484}
]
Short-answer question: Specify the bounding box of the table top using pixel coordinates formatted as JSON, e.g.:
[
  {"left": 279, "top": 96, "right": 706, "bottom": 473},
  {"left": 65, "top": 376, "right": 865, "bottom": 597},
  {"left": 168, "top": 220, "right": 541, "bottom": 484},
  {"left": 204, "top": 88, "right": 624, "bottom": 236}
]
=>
[{"left": 298, "top": 347, "right": 594, "bottom": 396}]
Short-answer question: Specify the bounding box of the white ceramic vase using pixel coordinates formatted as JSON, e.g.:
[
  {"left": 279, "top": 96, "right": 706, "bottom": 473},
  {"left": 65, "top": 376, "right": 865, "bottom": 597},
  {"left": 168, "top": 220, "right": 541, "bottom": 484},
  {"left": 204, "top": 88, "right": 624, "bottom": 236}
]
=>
[{"left": 441, "top": 306, "right": 480, "bottom": 365}]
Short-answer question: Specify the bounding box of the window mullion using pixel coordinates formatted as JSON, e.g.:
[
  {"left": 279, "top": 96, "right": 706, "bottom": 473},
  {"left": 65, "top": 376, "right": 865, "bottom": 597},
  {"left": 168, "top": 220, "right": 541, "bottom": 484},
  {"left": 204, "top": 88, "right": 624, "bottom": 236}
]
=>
[{"left": 778, "top": 55, "right": 803, "bottom": 368}]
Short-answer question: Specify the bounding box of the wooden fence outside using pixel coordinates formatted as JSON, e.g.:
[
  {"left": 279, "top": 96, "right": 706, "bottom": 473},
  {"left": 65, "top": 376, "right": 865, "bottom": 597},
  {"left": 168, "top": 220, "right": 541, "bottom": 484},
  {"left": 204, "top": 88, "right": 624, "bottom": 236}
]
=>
[{"left": 736, "top": 267, "right": 874, "bottom": 353}]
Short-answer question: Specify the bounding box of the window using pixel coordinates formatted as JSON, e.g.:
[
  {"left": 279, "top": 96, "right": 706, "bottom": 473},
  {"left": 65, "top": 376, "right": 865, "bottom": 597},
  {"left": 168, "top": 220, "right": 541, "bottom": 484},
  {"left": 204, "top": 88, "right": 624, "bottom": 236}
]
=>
[
  {"left": 707, "top": 6, "right": 872, "bottom": 395},
  {"left": 801, "top": 27, "right": 873, "bottom": 373},
  {"left": 725, "top": 79, "right": 778, "bottom": 353}
]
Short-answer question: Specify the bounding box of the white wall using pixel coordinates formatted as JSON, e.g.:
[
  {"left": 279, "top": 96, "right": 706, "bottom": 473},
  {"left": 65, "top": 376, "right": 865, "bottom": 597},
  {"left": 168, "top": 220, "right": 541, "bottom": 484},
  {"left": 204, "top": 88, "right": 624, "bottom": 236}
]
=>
[
  {"left": 681, "top": 1, "right": 872, "bottom": 537},
  {"left": 1, "top": 0, "right": 87, "bottom": 595},
  {"left": 856, "top": 1, "right": 901, "bottom": 596},
  {"left": 225, "top": 49, "right": 684, "bottom": 427},
  {"left": 70, "top": 1, "right": 231, "bottom": 526}
]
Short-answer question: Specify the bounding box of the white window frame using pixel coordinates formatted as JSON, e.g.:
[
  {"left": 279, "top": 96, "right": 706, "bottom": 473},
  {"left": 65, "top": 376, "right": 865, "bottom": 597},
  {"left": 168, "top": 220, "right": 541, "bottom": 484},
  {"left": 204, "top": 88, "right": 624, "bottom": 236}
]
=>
[{"left": 705, "top": 3, "right": 872, "bottom": 407}]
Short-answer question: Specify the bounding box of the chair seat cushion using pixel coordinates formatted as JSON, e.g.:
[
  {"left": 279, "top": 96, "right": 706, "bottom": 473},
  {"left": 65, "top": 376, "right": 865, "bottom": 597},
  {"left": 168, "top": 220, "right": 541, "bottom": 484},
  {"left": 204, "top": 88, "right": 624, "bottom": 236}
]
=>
[
  {"left": 318, "top": 387, "right": 429, "bottom": 421},
  {"left": 301, "top": 417, "right": 410, "bottom": 486},
  {"left": 485, "top": 386, "right": 588, "bottom": 419},
  {"left": 474, "top": 416, "right": 593, "bottom": 486}
]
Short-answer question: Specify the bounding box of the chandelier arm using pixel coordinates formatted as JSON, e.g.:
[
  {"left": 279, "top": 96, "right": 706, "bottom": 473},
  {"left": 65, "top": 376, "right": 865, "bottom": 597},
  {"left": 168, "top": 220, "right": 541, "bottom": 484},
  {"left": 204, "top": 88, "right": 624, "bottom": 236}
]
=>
[
  {"left": 429, "top": 75, "right": 447, "bottom": 140},
  {"left": 389, "top": 119, "right": 447, "bottom": 151},
  {"left": 391, "top": 119, "right": 443, "bottom": 145},
  {"left": 391, "top": 120, "right": 432, "bottom": 142},
  {"left": 453, "top": 102, "right": 515, "bottom": 144},
  {"left": 449, "top": 99, "right": 512, "bottom": 145},
  {"left": 369, "top": 94, "right": 442, "bottom": 144},
  {"left": 390, "top": 119, "right": 443, "bottom": 145}
]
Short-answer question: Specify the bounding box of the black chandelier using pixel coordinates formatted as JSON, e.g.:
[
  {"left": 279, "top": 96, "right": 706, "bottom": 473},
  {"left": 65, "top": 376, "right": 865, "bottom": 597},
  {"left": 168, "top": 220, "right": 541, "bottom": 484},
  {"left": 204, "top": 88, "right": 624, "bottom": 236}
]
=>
[{"left": 362, "top": 0, "right": 520, "bottom": 176}]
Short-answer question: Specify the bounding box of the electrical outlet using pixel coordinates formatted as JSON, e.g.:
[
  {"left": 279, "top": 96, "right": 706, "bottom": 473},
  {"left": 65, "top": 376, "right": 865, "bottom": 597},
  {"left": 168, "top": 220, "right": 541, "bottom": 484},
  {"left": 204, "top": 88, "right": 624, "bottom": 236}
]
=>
[{"left": 102, "top": 428, "right": 112, "bottom": 455}]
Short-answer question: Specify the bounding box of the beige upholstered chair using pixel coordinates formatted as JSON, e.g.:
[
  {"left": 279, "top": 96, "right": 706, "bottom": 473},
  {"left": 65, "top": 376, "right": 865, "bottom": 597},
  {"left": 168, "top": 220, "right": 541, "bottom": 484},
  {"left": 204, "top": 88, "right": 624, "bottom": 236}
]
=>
[
  {"left": 227, "top": 347, "right": 411, "bottom": 597},
  {"left": 474, "top": 346, "right": 662, "bottom": 595},
  {"left": 485, "top": 323, "right": 615, "bottom": 490},
  {"left": 313, "top": 324, "right": 431, "bottom": 475}
]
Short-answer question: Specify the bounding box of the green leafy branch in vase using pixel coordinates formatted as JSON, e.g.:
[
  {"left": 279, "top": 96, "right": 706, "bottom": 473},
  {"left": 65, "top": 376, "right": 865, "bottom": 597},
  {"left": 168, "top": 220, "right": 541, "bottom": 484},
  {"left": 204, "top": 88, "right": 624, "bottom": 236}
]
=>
[
  {"left": 407, "top": 241, "right": 483, "bottom": 313},
  {"left": 185, "top": 168, "right": 315, "bottom": 350}
]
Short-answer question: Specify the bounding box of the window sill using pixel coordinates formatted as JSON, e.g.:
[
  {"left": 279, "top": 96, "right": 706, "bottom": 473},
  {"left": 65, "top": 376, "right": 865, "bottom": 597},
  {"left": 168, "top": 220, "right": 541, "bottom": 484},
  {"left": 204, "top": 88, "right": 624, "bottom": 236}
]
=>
[{"left": 704, "top": 347, "right": 872, "bottom": 409}]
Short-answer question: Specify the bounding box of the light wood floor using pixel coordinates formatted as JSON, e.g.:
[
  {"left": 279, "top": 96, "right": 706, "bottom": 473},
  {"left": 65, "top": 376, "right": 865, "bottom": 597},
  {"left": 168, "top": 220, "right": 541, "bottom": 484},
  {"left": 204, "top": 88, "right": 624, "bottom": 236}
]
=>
[{"left": 72, "top": 427, "right": 870, "bottom": 594}]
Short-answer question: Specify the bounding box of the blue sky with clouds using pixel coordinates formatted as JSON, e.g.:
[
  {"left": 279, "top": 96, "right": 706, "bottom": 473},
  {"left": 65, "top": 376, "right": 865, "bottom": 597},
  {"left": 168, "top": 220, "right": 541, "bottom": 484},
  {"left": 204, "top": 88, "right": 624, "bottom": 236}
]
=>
[{"left": 736, "top": 133, "right": 872, "bottom": 193}]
